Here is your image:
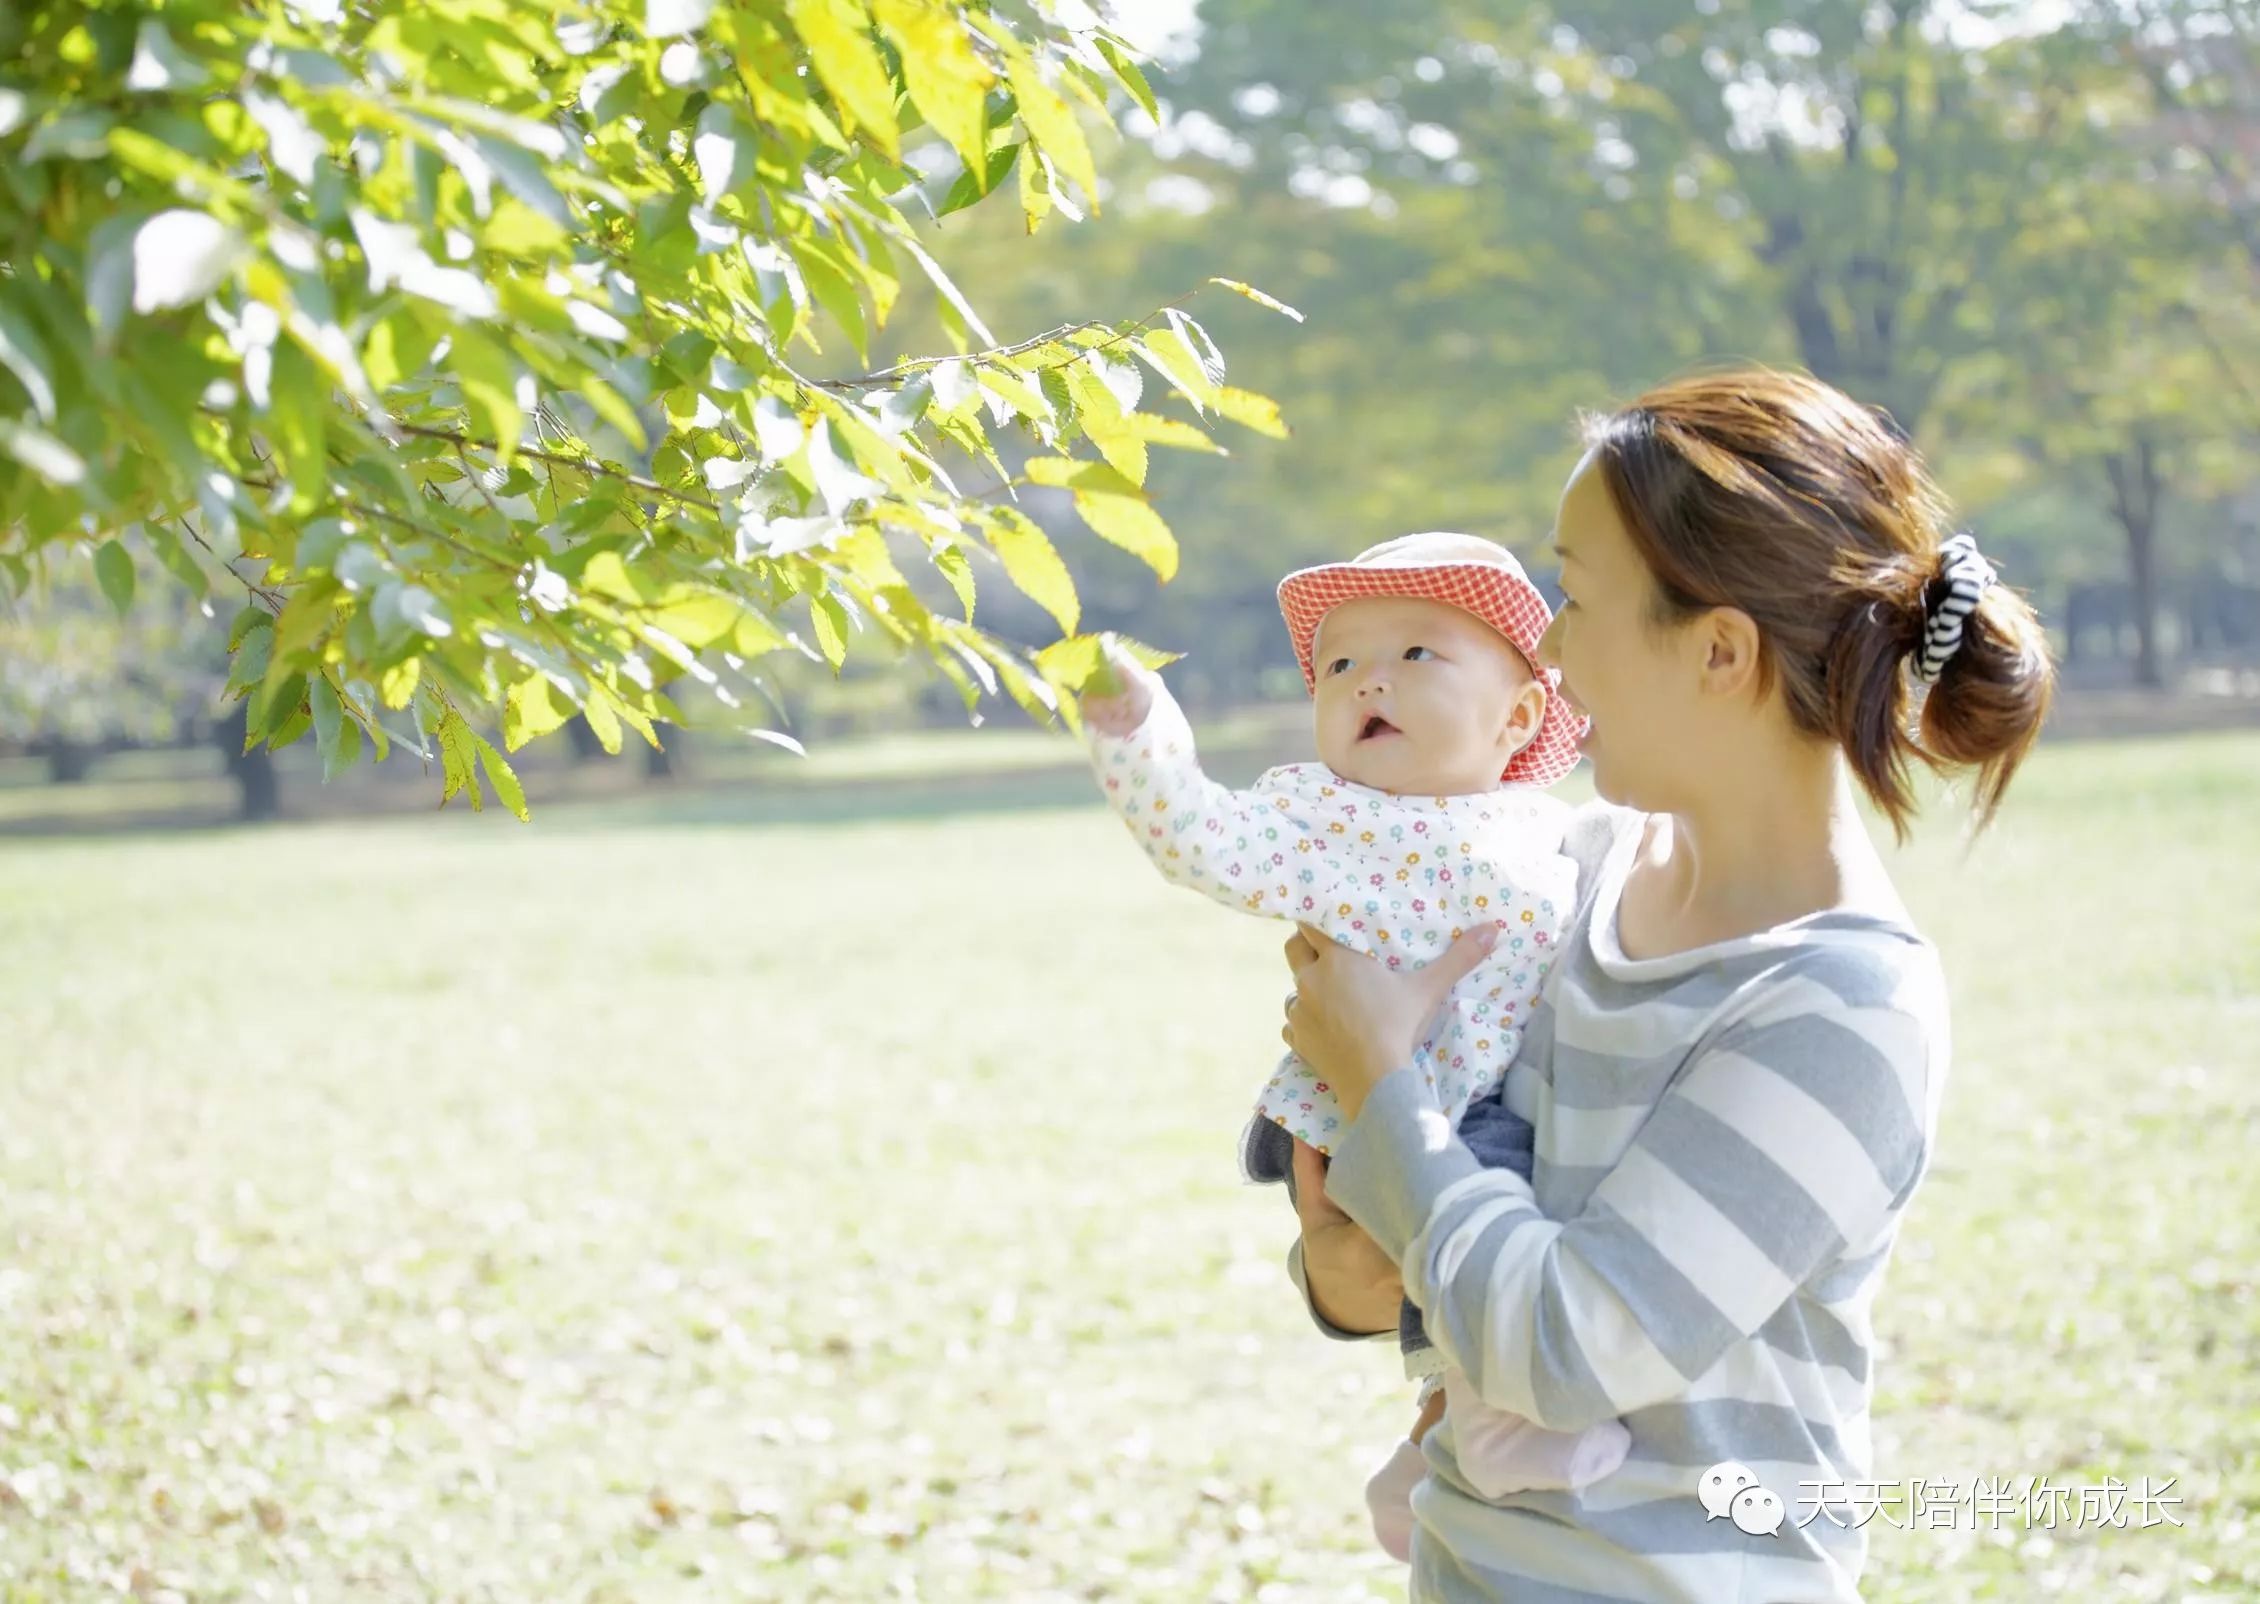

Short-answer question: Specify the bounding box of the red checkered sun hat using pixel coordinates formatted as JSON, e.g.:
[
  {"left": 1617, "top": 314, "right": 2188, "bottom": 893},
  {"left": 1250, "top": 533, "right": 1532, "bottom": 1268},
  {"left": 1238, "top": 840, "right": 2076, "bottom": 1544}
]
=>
[{"left": 1276, "top": 531, "right": 1588, "bottom": 788}]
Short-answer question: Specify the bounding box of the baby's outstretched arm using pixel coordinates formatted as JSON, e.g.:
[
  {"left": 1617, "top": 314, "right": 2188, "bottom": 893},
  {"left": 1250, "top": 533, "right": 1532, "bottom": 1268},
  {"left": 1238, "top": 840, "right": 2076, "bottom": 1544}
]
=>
[{"left": 1080, "top": 646, "right": 1332, "bottom": 921}]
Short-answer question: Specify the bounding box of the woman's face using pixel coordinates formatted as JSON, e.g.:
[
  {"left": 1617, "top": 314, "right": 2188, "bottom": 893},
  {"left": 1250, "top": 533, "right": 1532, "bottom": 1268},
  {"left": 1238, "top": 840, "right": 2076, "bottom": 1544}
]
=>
[{"left": 1534, "top": 451, "right": 1711, "bottom": 810}]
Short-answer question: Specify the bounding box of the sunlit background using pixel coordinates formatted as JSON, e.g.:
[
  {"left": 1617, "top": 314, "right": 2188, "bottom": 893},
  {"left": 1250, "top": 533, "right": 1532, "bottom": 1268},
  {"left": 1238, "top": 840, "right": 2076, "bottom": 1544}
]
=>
[{"left": 3, "top": 2, "right": 2254, "bottom": 1601}]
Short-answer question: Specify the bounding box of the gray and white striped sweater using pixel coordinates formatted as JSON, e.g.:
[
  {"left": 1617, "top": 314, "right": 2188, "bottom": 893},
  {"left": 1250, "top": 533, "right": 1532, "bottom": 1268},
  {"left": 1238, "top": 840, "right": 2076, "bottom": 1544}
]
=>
[{"left": 1294, "top": 800, "right": 1947, "bottom": 1602}]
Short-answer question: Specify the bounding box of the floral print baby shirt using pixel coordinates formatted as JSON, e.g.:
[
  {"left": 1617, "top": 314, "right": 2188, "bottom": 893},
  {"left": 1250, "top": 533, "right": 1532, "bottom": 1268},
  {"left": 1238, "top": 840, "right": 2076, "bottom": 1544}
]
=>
[{"left": 1085, "top": 680, "right": 1576, "bottom": 1152}]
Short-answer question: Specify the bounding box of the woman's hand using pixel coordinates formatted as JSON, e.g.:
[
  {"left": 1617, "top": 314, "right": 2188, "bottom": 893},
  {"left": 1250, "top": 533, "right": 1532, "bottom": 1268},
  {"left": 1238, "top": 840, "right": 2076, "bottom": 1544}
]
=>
[
  {"left": 1289, "top": 1137, "right": 1405, "bottom": 1335},
  {"left": 1281, "top": 921, "right": 1498, "bottom": 1121}
]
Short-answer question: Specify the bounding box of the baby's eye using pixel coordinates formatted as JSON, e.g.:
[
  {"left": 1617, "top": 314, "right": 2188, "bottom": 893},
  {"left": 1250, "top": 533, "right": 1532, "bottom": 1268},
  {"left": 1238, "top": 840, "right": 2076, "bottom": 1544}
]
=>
[
  {"left": 1324, "top": 657, "right": 1354, "bottom": 677},
  {"left": 1401, "top": 645, "right": 1435, "bottom": 662}
]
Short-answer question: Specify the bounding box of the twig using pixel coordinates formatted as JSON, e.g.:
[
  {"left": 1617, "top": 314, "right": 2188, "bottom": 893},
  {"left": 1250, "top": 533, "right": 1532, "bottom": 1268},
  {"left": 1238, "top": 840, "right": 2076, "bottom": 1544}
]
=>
[
  {"left": 806, "top": 287, "right": 1207, "bottom": 391},
  {"left": 388, "top": 421, "right": 719, "bottom": 513}
]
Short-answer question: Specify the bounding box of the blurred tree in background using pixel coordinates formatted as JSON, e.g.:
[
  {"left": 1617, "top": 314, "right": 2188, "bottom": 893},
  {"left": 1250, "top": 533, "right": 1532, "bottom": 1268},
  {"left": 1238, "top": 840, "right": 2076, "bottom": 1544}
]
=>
[
  {"left": 5, "top": 1, "right": 2256, "bottom": 798},
  {"left": 915, "top": 0, "right": 2258, "bottom": 703},
  {"left": 0, "top": 0, "right": 1283, "bottom": 811}
]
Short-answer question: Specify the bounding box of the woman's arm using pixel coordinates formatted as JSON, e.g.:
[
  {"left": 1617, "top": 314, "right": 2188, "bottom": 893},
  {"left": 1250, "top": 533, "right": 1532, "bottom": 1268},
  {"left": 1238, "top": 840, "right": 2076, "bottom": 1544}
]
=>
[
  {"left": 1317, "top": 956, "right": 1937, "bottom": 1433},
  {"left": 1283, "top": 1137, "right": 1406, "bottom": 1335}
]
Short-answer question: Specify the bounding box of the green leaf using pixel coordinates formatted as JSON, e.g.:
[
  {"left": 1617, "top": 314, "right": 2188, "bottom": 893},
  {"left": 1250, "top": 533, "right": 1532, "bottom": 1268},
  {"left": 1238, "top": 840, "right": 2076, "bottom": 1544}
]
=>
[
  {"left": 789, "top": 0, "right": 900, "bottom": 160},
  {"left": 985, "top": 508, "right": 1079, "bottom": 635},
  {"left": 1096, "top": 37, "right": 1158, "bottom": 121},
  {"left": 939, "top": 141, "right": 1020, "bottom": 216},
  {"left": 310, "top": 675, "right": 363, "bottom": 781},
  {"left": 270, "top": 579, "right": 340, "bottom": 667},
  {"left": 449, "top": 328, "right": 523, "bottom": 464},
  {"left": 93, "top": 540, "right": 135, "bottom": 616},
  {"left": 436, "top": 707, "right": 483, "bottom": 809},
  {"left": 0, "top": 295, "right": 58, "bottom": 420},
  {"left": 264, "top": 685, "right": 314, "bottom": 753}
]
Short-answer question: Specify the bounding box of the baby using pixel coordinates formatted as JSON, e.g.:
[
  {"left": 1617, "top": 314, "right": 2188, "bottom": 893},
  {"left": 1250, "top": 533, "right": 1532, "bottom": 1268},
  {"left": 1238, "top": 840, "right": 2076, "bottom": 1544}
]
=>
[{"left": 1076, "top": 532, "right": 1631, "bottom": 1559}]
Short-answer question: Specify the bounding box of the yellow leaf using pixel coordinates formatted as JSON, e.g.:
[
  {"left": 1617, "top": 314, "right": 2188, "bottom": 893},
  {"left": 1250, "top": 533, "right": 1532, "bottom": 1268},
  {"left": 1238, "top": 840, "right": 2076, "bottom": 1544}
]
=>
[
  {"left": 1125, "top": 412, "right": 1227, "bottom": 453},
  {"left": 872, "top": 0, "right": 992, "bottom": 173},
  {"left": 983, "top": 21, "right": 1098, "bottom": 212},
  {"left": 473, "top": 733, "right": 531, "bottom": 821},
  {"left": 649, "top": 589, "right": 744, "bottom": 649},
  {"left": 1074, "top": 490, "right": 1176, "bottom": 582},
  {"left": 504, "top": 674, "right": 570, "bottom": 750},
  {"left": 1207, "top": 277, "right": 1304, "bottom": 322},
  {"left": 378, "top": 657, "right": 421, "bottom": 710},
  {"left": 580, "top": 550, "right": 645, "bottom": 602},
  {"left": 582, "top": 687, "right": 622, "bottom": 754},
  {"left": 985, "top": 509, "right": 1079, "bottom": 635},
  {"left": 788, "top": 0, "right": 900, "bottom": 160},
  {"left": 1216, "top": 385, "right": 1289, "bottom": 440}
]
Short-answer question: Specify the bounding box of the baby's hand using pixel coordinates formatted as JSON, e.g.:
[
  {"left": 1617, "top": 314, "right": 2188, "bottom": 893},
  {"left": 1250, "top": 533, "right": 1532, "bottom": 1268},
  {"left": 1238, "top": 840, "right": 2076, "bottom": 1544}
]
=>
[{"left": 1080, "top": 637, "right": 1154, "bottom": 738}]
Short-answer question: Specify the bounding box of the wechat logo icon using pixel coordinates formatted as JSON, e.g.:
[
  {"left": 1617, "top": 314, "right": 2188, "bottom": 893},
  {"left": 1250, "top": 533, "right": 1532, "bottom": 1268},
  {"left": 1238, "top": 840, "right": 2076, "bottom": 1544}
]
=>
[{"left": 1699, "top": 1461, "right": 1786, "bottom": 1537}]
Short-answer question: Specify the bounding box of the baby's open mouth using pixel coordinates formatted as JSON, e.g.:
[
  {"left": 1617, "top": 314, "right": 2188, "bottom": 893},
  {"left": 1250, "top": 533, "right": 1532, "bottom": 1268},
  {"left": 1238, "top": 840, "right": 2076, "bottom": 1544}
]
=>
[{"left": 1358, "top": 714, "right": 1400, "bottom": 741}]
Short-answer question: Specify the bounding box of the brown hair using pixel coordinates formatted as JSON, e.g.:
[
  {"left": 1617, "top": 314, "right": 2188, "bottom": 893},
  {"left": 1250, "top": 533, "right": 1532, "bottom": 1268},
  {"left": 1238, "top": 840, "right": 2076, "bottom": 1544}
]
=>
[{"left": 1580, "top": 366, "right": 2056, "bottom": 841}]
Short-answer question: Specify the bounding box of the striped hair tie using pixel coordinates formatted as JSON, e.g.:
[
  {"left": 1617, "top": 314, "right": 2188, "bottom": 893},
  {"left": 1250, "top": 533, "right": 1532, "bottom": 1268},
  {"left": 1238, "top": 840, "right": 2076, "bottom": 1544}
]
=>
[{"left": 1913, "top": 531, "right": 1997, "bottom": 684}]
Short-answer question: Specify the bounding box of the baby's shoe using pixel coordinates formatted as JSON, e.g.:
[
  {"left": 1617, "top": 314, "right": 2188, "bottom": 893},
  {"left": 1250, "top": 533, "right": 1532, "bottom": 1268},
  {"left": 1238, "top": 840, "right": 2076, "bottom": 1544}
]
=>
[{"left": 1362, "top": 1436, "right": 1427, "bottom": 1562}]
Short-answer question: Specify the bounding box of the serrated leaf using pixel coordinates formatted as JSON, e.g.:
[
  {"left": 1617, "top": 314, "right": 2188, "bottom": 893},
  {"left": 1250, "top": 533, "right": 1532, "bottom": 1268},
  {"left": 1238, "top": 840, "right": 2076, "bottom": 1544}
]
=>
[
  {"left": 809, "top": 590, "right": 849, "bottom": 668},
  {"left": 1096, "top": 37, "right": 1157, "bottom": 121},
  {"left": 789, "top": 0, "right": 900, "bottom": 160},
  {"left": 1136, "top": 326, "right": 1219, "bottom": 411},
  {"left": 993, "top": 29, "right": 1098, "bottom": 211},
  {"left": 505, "top": 675, "right": 571, "bottom": 750},
  {"left": 874, "top": 0, "right": 992, "bottom": 172},
  {"left": 1075, "top": 489, "right": 1177, "bottom": 581},
  {"left": 473, "top": 732, "right": 530, "bottom": 821},
  {"left": 1207, "top": 277, "right": 1304, "bottom": 322},
  {"left": 933, "top": 543, "right": 975, "bottom": 620},
  {"left": 938, "top": 141, "right": 1020, "bottom": 216},
  {"left": 985, "top": 509, "right": 1079, "bottom": 635},
  {"left": 582, "top": 688, "right": 623, "bottom": 754},
  {"left": 1125, "top": 412, "right": 1227, "bottom": 453},
  {"left": 1215, "top": 385, "right": 1288, "bottom": 439}
]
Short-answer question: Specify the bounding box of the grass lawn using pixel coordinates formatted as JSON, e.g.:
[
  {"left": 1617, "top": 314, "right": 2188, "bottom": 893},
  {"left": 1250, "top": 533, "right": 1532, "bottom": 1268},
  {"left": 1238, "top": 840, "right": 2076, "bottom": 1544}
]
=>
[{"left": 1, "top": 730, "right": 2254, "bottom": 1602}]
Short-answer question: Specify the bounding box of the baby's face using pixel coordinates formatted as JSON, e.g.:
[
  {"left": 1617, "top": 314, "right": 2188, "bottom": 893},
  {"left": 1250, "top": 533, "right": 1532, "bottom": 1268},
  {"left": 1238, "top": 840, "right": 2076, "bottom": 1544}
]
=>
[{"left": 1311, "top": 596, "right": 1546, "bottom": 794}]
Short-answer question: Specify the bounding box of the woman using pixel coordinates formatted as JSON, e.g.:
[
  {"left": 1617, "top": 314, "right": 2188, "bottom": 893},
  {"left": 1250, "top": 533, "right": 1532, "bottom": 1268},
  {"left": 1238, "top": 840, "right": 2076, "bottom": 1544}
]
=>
[{"left": 1269, "top": 367, "right": 2055, "bottom": 1601}]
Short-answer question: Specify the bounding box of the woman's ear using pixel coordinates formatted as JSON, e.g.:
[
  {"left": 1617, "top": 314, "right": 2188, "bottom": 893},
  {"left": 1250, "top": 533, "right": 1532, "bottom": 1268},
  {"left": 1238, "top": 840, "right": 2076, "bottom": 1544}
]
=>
[{"left": 1696, "top": 606, "right": 1764, "bottom": 700}]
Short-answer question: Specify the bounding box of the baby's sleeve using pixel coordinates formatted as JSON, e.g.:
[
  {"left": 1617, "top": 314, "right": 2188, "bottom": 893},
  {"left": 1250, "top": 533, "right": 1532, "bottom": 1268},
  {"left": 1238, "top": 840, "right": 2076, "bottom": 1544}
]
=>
[{"left": 1083, "top": 680, "right": 1331, "bottom": 921}]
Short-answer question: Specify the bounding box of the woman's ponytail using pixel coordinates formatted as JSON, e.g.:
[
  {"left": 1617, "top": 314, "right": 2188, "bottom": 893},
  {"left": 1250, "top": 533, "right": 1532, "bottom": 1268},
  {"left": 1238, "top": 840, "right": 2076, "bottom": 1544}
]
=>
[{"left": 1915, "top": 577, "right": 2056, "bottom": 831}]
